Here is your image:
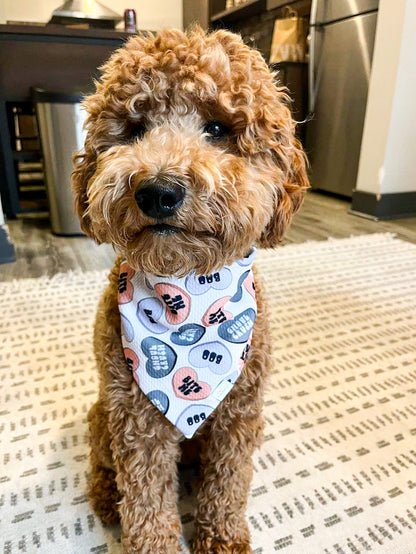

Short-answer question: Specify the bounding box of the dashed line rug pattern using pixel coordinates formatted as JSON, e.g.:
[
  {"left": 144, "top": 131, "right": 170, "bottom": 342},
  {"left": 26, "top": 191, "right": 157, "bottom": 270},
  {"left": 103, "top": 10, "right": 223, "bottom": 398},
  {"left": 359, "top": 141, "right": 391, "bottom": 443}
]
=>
[{"left": 1, "top": 233, "right": 416, "bottom": 553}]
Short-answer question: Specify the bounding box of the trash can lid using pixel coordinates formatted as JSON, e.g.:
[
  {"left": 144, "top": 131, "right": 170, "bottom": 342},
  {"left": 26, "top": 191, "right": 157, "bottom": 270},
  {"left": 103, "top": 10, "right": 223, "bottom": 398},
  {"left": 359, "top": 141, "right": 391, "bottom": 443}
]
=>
[{"left": 32, "top": 86, "right": 93, "bottom": 104}]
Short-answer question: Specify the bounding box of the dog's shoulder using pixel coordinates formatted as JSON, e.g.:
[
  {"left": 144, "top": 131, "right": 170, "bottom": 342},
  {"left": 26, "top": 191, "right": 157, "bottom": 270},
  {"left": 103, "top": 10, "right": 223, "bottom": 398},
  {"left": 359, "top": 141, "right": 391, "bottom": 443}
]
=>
[{"left": 107, "top": 255, "right": 123, "bottom": 286}]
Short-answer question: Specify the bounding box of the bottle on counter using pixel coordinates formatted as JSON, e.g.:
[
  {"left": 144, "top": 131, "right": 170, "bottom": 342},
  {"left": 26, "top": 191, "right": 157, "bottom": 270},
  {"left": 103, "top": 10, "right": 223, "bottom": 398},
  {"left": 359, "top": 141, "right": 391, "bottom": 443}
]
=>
[{"left": 124, "top": 9, "right": 137, "bottom": 33}]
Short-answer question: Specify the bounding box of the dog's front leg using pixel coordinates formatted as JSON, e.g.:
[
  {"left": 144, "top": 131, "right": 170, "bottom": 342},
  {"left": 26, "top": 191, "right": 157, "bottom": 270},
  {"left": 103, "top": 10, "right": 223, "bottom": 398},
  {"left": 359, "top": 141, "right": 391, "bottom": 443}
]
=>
[
  {"left": 193, "top": 407, "right": 262, "bottom": 554},
  {"left": 193, "top": 285, "right": 269, "bottom": 554},
  {"left": 108, "top": 393, "right": 183, "bottom": 553}
]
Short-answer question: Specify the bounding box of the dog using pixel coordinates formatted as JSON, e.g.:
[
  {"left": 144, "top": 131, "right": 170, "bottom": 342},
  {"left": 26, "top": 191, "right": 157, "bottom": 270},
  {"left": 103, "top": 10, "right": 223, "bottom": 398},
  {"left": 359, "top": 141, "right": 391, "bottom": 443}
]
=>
[{"left": 72, "top": 26, "right": 308, "bottom": 553}]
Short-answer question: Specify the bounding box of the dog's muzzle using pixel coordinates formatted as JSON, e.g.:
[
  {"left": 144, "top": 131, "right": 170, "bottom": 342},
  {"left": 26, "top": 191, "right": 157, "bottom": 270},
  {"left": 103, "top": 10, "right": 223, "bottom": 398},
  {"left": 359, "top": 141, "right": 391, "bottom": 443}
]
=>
[{"left": 135, "top": 177, "right": 185, "bottom": 220}]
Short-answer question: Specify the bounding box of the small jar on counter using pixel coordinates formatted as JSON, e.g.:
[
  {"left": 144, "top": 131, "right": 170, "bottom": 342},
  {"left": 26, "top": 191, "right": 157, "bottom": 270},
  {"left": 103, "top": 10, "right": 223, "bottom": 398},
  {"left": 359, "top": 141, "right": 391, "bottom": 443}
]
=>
[{"left": 124, "top": 9, "right": 137, "bottom": 33}]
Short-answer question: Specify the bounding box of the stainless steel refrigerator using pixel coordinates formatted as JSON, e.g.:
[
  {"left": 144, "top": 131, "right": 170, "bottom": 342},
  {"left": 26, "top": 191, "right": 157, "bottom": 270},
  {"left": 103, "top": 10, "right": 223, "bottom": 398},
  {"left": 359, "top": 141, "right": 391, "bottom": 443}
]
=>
[{"left": 306, "top": 0, "right": 379, "bottom": 197}]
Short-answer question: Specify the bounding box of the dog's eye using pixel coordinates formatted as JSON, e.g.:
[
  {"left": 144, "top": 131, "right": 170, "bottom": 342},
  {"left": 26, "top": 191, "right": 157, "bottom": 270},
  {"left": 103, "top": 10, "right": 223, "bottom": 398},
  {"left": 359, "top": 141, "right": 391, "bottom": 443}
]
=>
[
  {"left": 129, "top": 122, "right": 146, "bottom": 142},
  {"left": 203, "top": 121, "right": 230, "bottom": 140}
]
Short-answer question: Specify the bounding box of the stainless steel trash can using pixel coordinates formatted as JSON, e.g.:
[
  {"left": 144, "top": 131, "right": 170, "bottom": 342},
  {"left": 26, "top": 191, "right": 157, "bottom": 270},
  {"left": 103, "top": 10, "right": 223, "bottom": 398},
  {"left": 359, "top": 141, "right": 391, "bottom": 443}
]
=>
[{"left": 33, "top": 88, "right": 87, "bottom": 235}]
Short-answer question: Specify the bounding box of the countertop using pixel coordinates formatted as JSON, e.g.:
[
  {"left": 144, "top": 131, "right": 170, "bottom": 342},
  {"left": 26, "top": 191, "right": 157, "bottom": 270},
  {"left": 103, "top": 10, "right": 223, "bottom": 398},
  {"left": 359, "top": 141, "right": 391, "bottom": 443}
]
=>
[{"left": 0, "top": 23, "right": 143, "bottom": 41}]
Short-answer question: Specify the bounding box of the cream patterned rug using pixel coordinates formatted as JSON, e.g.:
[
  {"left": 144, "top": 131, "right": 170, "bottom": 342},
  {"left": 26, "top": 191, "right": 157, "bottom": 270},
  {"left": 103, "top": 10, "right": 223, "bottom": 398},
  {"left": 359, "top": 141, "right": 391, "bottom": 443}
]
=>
[{"left": 1, "top": 233, "right": 416, "bottom": 554}]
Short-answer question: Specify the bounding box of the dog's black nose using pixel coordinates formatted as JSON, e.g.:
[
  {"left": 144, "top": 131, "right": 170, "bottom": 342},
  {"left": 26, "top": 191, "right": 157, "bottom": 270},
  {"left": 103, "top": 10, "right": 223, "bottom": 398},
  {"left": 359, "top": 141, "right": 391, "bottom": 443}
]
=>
[{"left": 135, "top": 178, "right": 185, "bottom": 219}]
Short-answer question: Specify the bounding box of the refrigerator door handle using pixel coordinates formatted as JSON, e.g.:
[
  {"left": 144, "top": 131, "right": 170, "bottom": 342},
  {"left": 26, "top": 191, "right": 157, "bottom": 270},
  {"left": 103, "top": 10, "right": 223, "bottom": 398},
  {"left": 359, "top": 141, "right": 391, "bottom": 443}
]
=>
[
  {"left": 308, "top": 0, "right": 319, "bottom": 115},
  {"left": 310, "top": 0, "right": 319, "bottom": 26}
]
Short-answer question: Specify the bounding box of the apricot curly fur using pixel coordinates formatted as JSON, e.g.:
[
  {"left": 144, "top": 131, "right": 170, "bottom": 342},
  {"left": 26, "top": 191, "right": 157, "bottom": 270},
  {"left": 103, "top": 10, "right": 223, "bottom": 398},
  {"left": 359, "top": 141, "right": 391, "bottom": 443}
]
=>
[
  {"left": 87, "top": 401, "right": 120, "bottom": 525},
  {"left": 73, "top": 26, "right": 308, "bottom": 553}
]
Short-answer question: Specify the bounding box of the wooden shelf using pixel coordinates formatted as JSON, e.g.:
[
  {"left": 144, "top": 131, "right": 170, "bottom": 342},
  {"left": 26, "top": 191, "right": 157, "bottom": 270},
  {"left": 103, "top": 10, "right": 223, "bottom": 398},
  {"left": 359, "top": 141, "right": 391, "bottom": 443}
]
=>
[
  {"left": 270, "top": 61, "right": 308, "bottom": 68},
  {"left": 13, "top": 151, "right": 42, "bottom": 162},
  {"left": 211, "top": 0, "right": 267, "bottom": 25},
  {"left": 266, "top": 0, "right": 302, "bottom": 10}
]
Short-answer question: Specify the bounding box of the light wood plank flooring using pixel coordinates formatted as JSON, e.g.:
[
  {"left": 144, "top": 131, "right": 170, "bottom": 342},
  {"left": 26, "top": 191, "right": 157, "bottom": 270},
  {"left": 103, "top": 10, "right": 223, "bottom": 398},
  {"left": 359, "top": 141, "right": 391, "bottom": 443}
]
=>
[{"left": 1, "top": 191, "right": 416, "bottom": 282}]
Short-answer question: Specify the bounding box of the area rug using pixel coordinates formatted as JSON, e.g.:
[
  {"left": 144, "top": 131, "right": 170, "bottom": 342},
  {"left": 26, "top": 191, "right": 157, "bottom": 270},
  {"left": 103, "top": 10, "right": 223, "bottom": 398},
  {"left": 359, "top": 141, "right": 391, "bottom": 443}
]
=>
[{"left": 1, "top": 233, "right": 416, "bottom": 554}]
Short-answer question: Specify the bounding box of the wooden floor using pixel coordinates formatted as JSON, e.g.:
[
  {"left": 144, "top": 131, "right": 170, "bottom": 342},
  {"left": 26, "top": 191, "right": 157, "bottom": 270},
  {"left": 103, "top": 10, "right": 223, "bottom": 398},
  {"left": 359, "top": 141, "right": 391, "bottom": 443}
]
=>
[{"left": 1, "top": 190, "right": 416, "bottom": 282}]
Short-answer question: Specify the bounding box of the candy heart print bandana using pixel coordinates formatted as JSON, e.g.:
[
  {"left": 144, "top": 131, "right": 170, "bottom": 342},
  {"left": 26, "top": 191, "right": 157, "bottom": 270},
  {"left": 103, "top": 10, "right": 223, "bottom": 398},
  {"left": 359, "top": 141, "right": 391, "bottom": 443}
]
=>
[{"left": 118, "top": 248, "right": 257, "bottom": 438}]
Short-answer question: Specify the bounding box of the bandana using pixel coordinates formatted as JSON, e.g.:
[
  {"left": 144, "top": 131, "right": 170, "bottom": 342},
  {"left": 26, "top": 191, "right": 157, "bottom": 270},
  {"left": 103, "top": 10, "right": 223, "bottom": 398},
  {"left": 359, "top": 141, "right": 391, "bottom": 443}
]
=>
[{"left": 117, "top": 248, "right": 257, "bottom": 439}]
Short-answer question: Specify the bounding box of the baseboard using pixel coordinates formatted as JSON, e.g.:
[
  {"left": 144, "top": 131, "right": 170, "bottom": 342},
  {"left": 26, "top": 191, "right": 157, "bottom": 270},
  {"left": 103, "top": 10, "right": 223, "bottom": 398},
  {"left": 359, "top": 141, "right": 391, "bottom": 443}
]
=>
[
  {"left": 351, "top": 190, "right": 416, "bottom": 220},
  {"left": 0, "top": 224, "right": 16, "bottom": 264}
]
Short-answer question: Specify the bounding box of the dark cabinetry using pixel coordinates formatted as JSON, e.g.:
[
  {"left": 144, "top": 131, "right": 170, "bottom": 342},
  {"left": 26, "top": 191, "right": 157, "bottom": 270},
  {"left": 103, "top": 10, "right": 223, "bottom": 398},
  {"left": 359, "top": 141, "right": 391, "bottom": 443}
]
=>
[{"left": 0, "top": 25, "right": 129, "bottom": 218}]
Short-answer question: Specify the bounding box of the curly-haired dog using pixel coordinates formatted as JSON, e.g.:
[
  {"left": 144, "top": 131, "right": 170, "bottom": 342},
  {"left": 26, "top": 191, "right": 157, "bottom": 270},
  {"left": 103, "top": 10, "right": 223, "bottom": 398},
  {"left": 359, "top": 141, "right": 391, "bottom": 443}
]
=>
[{"left": 72, "top": 26, "right": 308, "bottom": 553}]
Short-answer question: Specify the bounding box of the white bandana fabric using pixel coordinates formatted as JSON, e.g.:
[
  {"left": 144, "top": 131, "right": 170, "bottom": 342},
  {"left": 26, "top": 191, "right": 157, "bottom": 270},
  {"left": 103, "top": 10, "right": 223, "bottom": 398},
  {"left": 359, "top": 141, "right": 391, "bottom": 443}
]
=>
[{"left": 117, "top": 248, "right": 257, "bottom": 438}]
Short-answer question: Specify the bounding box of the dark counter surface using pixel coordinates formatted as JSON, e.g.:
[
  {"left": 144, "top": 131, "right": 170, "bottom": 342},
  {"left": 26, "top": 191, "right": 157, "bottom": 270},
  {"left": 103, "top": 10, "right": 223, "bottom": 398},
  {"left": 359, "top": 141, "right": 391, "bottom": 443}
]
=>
[{"left": 0, "top": 23, "right": 135, "bottom": 40}]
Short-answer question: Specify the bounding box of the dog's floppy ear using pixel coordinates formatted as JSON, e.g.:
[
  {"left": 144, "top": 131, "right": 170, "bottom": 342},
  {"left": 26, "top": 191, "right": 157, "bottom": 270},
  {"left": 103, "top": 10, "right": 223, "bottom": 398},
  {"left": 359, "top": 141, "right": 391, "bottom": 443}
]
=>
[
  {"left": 256, "top": 87, "right": 309, "bottom": 248},
  {"left": 209, "top": 36, "right": 309, "bottom": 248},
  {"left": 259, "top": 132, "right": 309, "bottom": 248},
  {"left": 72, "top": 88, "right": 105, "bottom": 241},
  {"left": 72, "top": 142, "right": 97, "bottom": 240}
]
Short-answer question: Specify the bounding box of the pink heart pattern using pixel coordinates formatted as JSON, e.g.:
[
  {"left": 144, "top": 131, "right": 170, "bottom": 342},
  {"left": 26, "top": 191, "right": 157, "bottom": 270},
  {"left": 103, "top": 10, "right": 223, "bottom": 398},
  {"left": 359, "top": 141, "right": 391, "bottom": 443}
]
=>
[
  {"left": 201, "top": 296, "right": 232, "bottom": 326},
  {"left": 172, "top": 367, "right": 211, "bottom": 401},
  {"left": 154, "top": 283, "right": 191, "bottom": 325},
  {"left": 118, "top": 262, "right": 135, "bottom": 304},
  {"left": 124, "top": 347, "right": 139, "bottom": 372}
]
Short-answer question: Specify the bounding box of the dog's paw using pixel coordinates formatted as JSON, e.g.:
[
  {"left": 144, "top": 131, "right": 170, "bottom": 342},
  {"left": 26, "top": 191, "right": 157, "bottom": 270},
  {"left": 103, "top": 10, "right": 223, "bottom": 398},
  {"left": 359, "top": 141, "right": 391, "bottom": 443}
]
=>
[
  {"left": 193, "top": 537, "right": 252, "bottom": 554},
  {"left": 88, "top": 466, "right": 120, "bottom": 526},
  {"left": 122, "top": 535, "right": 182, "bottom": 554}
]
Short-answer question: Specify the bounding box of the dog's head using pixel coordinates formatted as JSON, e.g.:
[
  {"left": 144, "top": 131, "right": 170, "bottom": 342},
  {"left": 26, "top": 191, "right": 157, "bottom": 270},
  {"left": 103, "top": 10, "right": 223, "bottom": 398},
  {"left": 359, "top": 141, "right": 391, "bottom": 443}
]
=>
[{"left": 72, "top": 27, "right": 309, "bottom": 276}]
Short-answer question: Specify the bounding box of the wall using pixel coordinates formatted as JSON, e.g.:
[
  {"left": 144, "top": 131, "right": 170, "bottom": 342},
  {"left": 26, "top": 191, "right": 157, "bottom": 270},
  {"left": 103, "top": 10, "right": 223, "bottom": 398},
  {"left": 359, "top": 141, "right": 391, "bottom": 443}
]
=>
[
  {"left": 381, "top": 0, "right": 416, "bottom": 194},
  {"left": 0, "top": 195, "right": 4, "bottom": 227},
  {"left": 355, "top": 0, "right": 416, "bottom": 195},
  {"left": 0, "top": 192, "right": 16, "bottom": 265},
  {"left": 0, "top": 0, "right": 182, "bottom": 31}
]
